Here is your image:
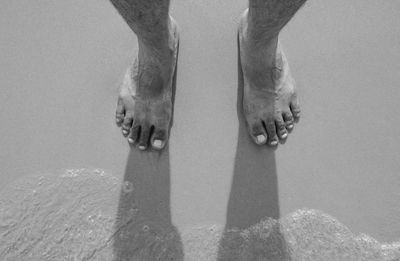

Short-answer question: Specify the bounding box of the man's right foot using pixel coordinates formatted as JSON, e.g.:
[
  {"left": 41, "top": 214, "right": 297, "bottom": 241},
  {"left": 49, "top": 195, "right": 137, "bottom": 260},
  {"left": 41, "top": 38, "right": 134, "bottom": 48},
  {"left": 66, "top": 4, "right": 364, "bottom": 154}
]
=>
[{"left": 115, "top": 17, "right": 179, "bottom": 151}]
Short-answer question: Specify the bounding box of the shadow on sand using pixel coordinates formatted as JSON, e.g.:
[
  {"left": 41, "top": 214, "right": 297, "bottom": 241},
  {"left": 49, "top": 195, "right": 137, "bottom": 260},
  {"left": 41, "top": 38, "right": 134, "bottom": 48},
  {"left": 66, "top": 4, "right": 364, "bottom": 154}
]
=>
[
  {"left": 112, "top": 147, "right": 184, "bottom": 261},
  {"left": 216, "top": 35, "right": 290, "bottom": 260},
  {"left": 111, "top": 38, "right": 289, "bottom": 259},
  {"left": 112, "top": 47, "right": 184, "bottom": 261}
]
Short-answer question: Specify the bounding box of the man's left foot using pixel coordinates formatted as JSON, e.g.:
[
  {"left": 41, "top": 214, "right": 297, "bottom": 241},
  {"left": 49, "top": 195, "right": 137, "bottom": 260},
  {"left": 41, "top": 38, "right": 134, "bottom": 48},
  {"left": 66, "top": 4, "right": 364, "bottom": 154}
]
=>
[{"left": 239, "top": 9, "right": 301, "bottom": 147}]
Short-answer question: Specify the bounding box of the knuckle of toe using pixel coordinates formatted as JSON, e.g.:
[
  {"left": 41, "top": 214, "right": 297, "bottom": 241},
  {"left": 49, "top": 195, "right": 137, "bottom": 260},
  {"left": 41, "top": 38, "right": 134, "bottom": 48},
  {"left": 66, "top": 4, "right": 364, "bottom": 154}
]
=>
[
  {"left": 266, "top": 122, "right": 276, "bottom": 131},
  {"left": 249, "top": 120, "right": 260, "bottom": 129},
  {"left": 285, "top": 113, "right": 294, "bottom": 120},
  {"left": 251, "top": 126, "right": 262, "bottom": 134},
  {"left": 278, "top": 124, "right": 286, "bottom": 131},
  {"left": 155, "top": 131, "right": 167, "bottom": 139},
  {"left": 139, "top": 135, "right": 149, "bottom": 143}
]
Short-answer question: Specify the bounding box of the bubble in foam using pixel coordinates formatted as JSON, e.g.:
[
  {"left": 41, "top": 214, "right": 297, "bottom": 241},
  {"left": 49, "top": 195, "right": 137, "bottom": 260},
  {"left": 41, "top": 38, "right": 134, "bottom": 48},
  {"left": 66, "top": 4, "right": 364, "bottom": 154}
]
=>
[
  {"left": 63, "top": 169, "right": 81, "bottom": 178},
  {"left": 142, "top": 225, "right": 150, "bottom": 232},
  {"left": 209, "top": 225, "right": 218, "bottom": 232},
  {"left": 128, "top": 208, "right": 138, "bottom": 219},
  {"left": 122, "top": 181, "right": 134, "bottom": 193},
  {"left": 38, "top": 176, "right": 44, "bottom": 185},
  {"left": 94, "top": 168, "right": 105, "bottom": 176}
]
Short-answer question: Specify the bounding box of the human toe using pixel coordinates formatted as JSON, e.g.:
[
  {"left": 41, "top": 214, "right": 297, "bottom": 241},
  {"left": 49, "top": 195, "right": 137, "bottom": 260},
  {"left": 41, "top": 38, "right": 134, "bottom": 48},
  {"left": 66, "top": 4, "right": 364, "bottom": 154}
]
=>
[
  {"left": 275, "top": 117, "right": 288, "bottom": 140},
  {"left": 137, "top": 124, "right": 151, "bottom": 150},
  {"left": 115, "top": 98, "right": 125, "bottom": 127},
  {"left": 121, "top": 114, "right": 133, "bottom": 136},
  {"left": 151, "top": 127, "right": 168, "bottom": 150},
  {"left": 283, "top": 111, "right": 294, "bottom": 131},
  {"left": 264, "top": 119, "right": 279, "bottom": 146},
  {"left": 248, "top": 121, "right": 267, "bottom": 145},
  {"left": 290, "top": 100, "right": 301, "bottom": 122}
]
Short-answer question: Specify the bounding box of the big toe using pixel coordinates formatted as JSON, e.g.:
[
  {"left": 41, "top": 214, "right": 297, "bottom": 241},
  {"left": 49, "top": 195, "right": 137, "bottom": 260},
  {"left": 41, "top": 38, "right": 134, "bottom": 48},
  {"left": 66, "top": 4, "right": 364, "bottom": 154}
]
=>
[
  {"left": 248, "top": 120, "right": 267, "bottom": 145},
  {"left": 151, "top": 127, "right": 168, "bottom": 150}
]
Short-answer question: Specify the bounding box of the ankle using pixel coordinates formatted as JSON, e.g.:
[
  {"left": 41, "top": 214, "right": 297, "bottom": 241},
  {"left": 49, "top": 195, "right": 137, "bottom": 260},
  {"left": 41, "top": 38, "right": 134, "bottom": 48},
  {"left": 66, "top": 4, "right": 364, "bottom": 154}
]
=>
[
  {"left": 137, "top": 19, "right": 177, "bottom": 60},
  {"left": 240, "top": 10, "right": 278, "bottom": 45},
  {"left": 241, "top": 32, "right": 278, "bottom": 67},
  {"left": 138, "top": 39, "right": 175, "bottom": 67}
]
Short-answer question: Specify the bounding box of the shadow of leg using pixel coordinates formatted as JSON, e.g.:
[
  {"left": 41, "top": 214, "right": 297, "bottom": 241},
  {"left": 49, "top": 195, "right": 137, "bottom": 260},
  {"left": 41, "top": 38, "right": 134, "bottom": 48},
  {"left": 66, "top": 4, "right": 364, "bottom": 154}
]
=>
[
  {"left": 216, "top": 34, "right": 290, "bottom": 261},
  {"left": 112, "top": 147, "right": 184, "bottom": 261},
  {"left": 113, "top": 36, "right": 182, "bottom": 260}
]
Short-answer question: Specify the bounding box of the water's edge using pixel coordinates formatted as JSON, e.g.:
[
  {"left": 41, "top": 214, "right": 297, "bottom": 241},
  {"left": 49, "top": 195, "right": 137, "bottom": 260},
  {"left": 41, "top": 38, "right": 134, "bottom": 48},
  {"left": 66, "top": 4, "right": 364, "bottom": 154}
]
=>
[{"left": 0, "top": 169, "right": 399, "bottom": 261}]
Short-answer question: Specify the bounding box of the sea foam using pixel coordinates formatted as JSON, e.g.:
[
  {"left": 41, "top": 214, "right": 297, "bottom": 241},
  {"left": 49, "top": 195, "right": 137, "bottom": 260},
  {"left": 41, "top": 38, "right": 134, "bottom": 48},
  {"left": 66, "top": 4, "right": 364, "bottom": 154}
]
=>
[{"left": 0, "top": 169, "right": 398, "bottom": 260}]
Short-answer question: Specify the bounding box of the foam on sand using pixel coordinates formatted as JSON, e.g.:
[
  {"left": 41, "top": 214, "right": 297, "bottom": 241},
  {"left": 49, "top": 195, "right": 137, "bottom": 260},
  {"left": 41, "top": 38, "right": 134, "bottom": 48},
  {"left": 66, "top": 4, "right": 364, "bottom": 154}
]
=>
[{"left": 0, "top": 169, "right": 398, "bottom": 260}]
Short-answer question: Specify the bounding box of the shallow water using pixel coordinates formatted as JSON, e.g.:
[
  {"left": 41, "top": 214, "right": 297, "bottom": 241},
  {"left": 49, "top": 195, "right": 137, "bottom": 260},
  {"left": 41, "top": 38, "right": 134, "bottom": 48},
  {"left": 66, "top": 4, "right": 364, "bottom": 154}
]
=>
[{"left": 0, "top": 169, "right": 399, "bottom": 261}]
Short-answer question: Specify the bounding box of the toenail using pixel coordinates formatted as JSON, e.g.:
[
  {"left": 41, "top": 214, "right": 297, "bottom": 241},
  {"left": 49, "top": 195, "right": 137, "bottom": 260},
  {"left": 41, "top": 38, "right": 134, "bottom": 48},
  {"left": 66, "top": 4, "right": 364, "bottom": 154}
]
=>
[
  {"left": 271, "top": 67, "right": 282, "bottom": 81},
  {"left": 122, "top": 130, "right": 128, "bottom": 135},
  {"left": 287, "top": 124, "right": 294, "bottom": 129},
  {"left": 270, "top": 140, "right": 278, "bottom": 146},
  {"left": 281, "top": 133, "right": 288, "bottom": 139},
  {"left": 138, "top": 145, "right": 146, "bottom": 150},
  {"left": 128, "top": 138, "right": 134, "bottom": 143},
  {"left": 153, "top": 140, "right": 163, "bottom": 148},
  {"left": 256, "top": 135, "right": 266, "bottom": 144}
]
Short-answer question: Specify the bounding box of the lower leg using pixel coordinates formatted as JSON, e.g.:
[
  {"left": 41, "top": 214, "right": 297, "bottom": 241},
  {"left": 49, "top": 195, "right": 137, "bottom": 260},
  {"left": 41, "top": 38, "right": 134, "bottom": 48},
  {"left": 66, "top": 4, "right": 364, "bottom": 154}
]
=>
[
  {"left": 248, "top": 0, "right": 307, "bottom": 37},
  {"left": 110, "top": 0, "right": 170, "bottom": 36},
  {"left": 111, "top": 0, "right": 179, "bottom": 150},
  {"left": 240, "top": 0, "right": 306, "bottom": 146}
]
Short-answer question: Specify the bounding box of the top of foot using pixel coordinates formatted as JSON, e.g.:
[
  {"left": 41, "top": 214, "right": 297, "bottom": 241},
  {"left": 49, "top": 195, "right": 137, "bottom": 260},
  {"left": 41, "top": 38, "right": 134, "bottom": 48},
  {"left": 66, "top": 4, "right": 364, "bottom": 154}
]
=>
[
  {"left": 239, "top": 10, "right": 301, "bottom": 147},
  {"left": 115, "top": 17, "right": 179, "bottom": 151}
]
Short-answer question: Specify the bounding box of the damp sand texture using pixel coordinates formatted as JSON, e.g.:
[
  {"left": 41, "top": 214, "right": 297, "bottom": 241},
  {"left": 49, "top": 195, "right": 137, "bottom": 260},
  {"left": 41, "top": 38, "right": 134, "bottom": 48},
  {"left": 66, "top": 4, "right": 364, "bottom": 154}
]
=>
[{"left": 0, "top": 169, "right": 399, "bottom": 261}]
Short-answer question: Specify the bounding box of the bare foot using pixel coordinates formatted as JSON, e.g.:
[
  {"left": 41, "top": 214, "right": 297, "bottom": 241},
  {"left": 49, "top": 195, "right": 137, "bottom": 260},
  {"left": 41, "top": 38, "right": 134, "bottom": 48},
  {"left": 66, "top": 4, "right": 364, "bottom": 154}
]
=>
[
  {"left": 115, "top": 17, "right": 179, "bottom": 151},
  {"left": 239, "top": 9, "right": 300, "bottom": 147}
]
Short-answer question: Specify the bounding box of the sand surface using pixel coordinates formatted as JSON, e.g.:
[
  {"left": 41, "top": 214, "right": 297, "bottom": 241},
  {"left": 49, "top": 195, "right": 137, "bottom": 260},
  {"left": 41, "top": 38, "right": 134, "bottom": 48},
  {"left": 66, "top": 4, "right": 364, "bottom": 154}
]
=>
[{"left": 1, "top": 169, "right": 399, "bottom": 261}]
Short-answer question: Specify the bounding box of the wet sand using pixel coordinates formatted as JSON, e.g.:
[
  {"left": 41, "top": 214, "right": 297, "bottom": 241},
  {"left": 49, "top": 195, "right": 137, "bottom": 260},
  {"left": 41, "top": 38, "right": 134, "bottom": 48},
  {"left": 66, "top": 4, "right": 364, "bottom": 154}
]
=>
[{"left": 0, "top": 170, "right": 399, "bottom": 260}]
